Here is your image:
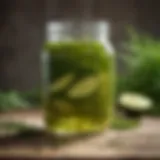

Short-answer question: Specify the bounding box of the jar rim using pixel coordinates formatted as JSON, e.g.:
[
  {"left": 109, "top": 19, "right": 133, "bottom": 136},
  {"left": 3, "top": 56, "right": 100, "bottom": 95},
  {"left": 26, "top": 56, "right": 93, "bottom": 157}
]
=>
[{"left": 46, "top": 20, "right": 110, "bottom": 28}]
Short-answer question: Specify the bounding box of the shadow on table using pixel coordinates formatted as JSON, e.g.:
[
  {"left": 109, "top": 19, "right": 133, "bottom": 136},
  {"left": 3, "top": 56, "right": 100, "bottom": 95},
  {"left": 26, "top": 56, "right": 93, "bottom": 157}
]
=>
[{"left": 0, "top": 122, "right": 101, "bottom": 149}]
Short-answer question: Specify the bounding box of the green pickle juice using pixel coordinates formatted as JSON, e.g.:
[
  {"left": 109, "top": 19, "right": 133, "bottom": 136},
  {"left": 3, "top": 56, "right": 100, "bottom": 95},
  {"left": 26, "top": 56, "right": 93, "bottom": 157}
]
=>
[{"left": 43, "top": 41, "right": 115, "bottom": 135}]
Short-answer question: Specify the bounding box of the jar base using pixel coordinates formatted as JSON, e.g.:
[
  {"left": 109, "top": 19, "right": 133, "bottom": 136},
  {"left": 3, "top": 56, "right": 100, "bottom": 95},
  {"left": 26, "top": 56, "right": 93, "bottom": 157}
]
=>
[{"left": 45, "top": 117, "right": 108, "bottom": 139}]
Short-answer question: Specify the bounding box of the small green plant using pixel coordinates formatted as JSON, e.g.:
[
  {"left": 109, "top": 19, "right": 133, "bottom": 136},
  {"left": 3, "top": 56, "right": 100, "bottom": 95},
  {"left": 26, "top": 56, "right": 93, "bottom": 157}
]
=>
[
  {"left": 121, "top": 28, "right": 160, "bottom": 116},
  {"left": 0, "top": 90, "right": 30, "bottom": 112},
  {"left": 21, "top": 88, "right": 41, "bottom": 107}
]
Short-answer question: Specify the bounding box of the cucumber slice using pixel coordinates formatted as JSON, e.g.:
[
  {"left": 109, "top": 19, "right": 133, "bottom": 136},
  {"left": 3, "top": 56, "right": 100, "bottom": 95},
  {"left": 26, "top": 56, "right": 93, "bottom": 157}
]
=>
[
  {"left": 119, "top": 92, "right": 153, "bottom": 111},
  {"left": 51, "top": 74, "right": 75, "bottom": 93},
  {"left": 53, "top": 99, "right": 73, "bottom": 113},
  {"left": 68, "top": 76, "right": 99, "bottom": 99}
]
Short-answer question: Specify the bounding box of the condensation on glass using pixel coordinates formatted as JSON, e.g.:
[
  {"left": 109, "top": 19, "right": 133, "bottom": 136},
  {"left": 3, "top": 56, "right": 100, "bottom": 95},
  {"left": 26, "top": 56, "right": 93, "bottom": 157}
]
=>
[{"left": 42, "top": 20, "right": 116, "bottom": 136}]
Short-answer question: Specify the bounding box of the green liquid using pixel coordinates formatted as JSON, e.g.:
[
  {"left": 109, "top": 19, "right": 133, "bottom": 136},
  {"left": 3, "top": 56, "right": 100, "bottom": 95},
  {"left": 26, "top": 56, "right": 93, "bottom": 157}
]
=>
[{"left": 44, "top": 41, "right": 115, "bottom": 135}]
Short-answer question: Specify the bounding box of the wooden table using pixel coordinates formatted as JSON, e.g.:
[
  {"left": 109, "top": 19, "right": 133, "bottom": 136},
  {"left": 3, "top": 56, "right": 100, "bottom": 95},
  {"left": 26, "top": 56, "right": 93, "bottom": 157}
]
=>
[{"left": 0, "top": 110, "right": 160, "bottom": 159}]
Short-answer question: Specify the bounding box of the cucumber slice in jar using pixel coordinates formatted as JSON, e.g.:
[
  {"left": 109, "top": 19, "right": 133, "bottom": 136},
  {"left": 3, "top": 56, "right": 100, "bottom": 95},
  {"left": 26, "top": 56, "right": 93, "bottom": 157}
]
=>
[
  {"left": 53, "top": 99, "right": 74, "bottom": 114},
  {"left": 67, "top": 76, "right": 100, "bottom": 99},
  {"left": 51, "top": 73, "right": 75, "bottom": 93}
]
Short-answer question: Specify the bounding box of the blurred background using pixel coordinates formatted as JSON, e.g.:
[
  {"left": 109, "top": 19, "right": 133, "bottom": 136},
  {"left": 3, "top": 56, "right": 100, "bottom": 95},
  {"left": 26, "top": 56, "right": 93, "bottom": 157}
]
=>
[{"left": 0, "top": 0, "right": 160, "bottom": 158}]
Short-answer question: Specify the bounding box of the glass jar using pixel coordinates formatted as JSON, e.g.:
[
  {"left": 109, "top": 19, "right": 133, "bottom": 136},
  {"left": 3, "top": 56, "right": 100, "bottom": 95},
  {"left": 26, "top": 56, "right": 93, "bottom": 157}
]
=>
[{"left": 42, "top": 20, "right": 115, "bottom": 136}]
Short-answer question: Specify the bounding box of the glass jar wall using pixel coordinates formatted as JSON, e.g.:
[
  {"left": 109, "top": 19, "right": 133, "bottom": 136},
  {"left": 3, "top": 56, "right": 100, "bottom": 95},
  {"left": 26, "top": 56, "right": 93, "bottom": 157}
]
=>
[{"left": 42, "top": 21, "right": 115, "bottom": 136}]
